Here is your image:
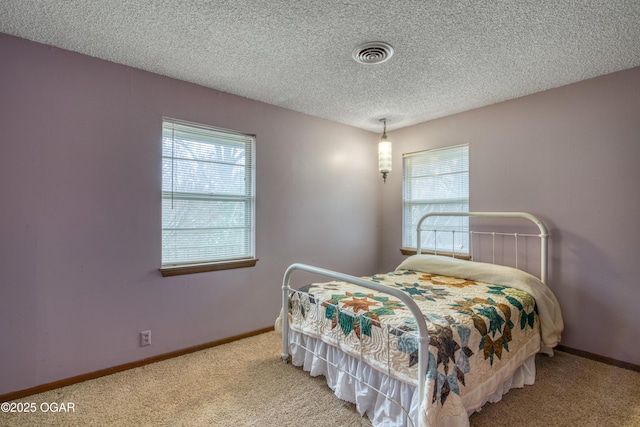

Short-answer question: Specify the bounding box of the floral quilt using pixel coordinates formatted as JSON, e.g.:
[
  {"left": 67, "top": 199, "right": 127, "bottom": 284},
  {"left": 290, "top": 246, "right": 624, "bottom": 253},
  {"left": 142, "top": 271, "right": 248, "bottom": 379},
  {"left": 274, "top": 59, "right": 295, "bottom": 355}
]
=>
[{"left": 287, "top": 267, "right": 542, "bottom": 425}]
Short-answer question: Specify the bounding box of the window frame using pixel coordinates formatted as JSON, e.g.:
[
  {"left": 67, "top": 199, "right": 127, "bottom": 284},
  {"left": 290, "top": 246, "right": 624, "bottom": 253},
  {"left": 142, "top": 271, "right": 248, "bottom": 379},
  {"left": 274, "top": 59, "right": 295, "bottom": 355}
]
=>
[
  {"left": 401, "top": 144, "right": 469, "bottom": 256},
  {"left": 159, "top": 118, "right": 257, "bottom": 277}
]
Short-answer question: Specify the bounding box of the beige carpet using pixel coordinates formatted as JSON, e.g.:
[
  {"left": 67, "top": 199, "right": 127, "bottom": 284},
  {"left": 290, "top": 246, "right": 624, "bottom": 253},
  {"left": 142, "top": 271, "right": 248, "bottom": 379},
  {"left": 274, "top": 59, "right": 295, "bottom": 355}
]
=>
[{"left": 2, "top": 331, "right": 639, "bottom": 426}]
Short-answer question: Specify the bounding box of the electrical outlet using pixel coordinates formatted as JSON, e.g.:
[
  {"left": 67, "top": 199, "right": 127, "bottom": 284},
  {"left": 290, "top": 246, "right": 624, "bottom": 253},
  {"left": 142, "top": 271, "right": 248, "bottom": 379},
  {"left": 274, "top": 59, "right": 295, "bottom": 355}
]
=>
[{"left": 140, "top": 330, "right": 151, "bottom": 346}]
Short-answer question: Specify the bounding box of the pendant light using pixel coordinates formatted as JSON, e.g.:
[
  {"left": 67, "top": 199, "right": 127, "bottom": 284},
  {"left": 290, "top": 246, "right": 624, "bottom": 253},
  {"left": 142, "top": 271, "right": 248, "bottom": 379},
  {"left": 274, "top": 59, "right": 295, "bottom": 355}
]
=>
[{"left": 378, "top": 118, "right": 392, "bottom": 183}]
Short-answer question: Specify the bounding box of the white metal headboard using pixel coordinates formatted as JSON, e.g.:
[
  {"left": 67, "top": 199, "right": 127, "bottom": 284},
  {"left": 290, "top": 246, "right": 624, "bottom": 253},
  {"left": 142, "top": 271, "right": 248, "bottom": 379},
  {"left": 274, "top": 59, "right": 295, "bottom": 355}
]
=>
[{"left": 416, "top": 212, "right": 549, "bottom": 284}]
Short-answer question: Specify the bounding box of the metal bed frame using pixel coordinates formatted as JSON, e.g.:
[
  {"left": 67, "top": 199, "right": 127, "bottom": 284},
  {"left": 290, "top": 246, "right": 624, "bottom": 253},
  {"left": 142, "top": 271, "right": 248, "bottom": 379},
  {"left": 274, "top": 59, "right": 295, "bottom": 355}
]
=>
[
  {"left": 417, "top": 212, "right": 549, "bottom": 283},
  {"left": 280, "top": 212, "right": 549, "bottom": 426}
]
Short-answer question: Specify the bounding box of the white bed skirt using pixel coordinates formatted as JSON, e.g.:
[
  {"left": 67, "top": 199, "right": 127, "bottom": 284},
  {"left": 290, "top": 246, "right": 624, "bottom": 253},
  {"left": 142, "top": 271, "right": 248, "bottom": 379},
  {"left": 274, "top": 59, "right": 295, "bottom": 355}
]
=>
[{"left": 288, "top": 330, "right": 537, "bottom": 427}]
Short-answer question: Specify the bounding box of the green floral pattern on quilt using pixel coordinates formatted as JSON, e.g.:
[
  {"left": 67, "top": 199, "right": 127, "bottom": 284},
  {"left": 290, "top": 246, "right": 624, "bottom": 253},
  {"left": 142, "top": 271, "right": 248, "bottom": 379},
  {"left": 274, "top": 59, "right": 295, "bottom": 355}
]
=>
[{"left": 288, "top": 269, "right": 539, "bottom": 408}]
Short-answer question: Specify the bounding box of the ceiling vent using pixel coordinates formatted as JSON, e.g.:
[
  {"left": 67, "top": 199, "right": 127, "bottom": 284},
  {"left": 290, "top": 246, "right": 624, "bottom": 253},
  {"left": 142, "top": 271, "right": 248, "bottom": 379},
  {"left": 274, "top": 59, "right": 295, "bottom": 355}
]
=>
[{"left": 352, "top": 42, "right": 394, "bottom": 65}]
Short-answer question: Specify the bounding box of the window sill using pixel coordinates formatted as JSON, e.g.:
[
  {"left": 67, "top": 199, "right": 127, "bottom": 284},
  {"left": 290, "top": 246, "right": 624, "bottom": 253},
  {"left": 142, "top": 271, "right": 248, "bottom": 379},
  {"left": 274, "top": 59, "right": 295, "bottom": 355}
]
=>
[
  {"left": 160, "top": 258, "right": 258, "bottom": 277},
  {"left": 400, "top": 248, "right": 471, "bottom": 260}
]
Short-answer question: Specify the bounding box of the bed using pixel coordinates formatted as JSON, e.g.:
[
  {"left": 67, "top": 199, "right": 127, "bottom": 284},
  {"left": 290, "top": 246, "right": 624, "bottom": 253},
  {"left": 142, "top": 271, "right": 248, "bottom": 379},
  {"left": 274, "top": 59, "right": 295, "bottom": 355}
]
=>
[{"left": 277, "top": 212, "right": 563, "bottom": 427}]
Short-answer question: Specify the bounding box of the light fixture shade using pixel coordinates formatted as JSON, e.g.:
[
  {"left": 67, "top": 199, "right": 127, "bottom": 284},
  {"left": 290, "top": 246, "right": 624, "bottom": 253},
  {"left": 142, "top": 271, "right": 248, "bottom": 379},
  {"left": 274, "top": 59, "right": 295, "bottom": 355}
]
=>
[
  {"left": 378, "top": 118, "right": 392, "bottom": 183},
  {"left": 378, "top": 139, "right": 392, "bottom": 173}
]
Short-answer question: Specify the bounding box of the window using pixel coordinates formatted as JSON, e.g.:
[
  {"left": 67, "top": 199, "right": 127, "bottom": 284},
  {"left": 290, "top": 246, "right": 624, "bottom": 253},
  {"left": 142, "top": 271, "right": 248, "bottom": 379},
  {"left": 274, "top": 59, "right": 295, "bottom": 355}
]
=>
[
  {"left": 402, "top": 144, "right": 469, "bottom": 254},
  {"left": 161, "top": 119, "right": 256, "bottom": 276}
]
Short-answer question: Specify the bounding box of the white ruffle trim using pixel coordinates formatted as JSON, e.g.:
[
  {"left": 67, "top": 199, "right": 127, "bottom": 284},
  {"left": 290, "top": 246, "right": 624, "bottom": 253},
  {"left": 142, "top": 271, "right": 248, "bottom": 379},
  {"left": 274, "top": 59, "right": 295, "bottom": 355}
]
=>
[{"left": 288, "top": 330, "right": 537, "bottom": 427}]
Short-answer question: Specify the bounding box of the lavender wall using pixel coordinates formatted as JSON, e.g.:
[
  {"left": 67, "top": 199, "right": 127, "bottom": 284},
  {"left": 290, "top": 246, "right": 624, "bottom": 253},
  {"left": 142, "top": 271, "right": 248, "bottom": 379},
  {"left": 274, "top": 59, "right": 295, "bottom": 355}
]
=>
[
  {"left": 0, "top": 33, "right": 380, "bottom": 395},
  {"left": 380, "top": 66, "right": 640, "bottom": 366}
]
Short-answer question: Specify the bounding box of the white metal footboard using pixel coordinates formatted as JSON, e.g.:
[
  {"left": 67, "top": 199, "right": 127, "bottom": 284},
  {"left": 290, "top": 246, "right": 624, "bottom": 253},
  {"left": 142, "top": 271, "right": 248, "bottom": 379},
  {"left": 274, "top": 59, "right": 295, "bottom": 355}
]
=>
[{"left": 281, "top": 263, "right": 430, "bottom": 427}]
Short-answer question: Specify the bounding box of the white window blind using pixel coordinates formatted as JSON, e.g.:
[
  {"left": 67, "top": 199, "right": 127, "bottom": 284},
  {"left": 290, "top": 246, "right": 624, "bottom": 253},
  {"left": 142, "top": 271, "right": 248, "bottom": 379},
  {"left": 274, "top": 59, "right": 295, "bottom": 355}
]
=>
[
  {"left": 403, "top": 144, "right": 469, "bottom": 253},
  {"left": 162, "top": 119, "right": 255, "bottom": 266}
]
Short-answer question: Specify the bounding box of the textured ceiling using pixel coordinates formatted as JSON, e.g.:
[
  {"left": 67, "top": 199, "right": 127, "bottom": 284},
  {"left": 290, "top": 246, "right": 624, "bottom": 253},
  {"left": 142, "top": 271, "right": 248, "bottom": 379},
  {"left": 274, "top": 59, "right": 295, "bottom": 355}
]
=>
[{"left": 1, "top": 0, "right": 639, "bottom": 131}]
